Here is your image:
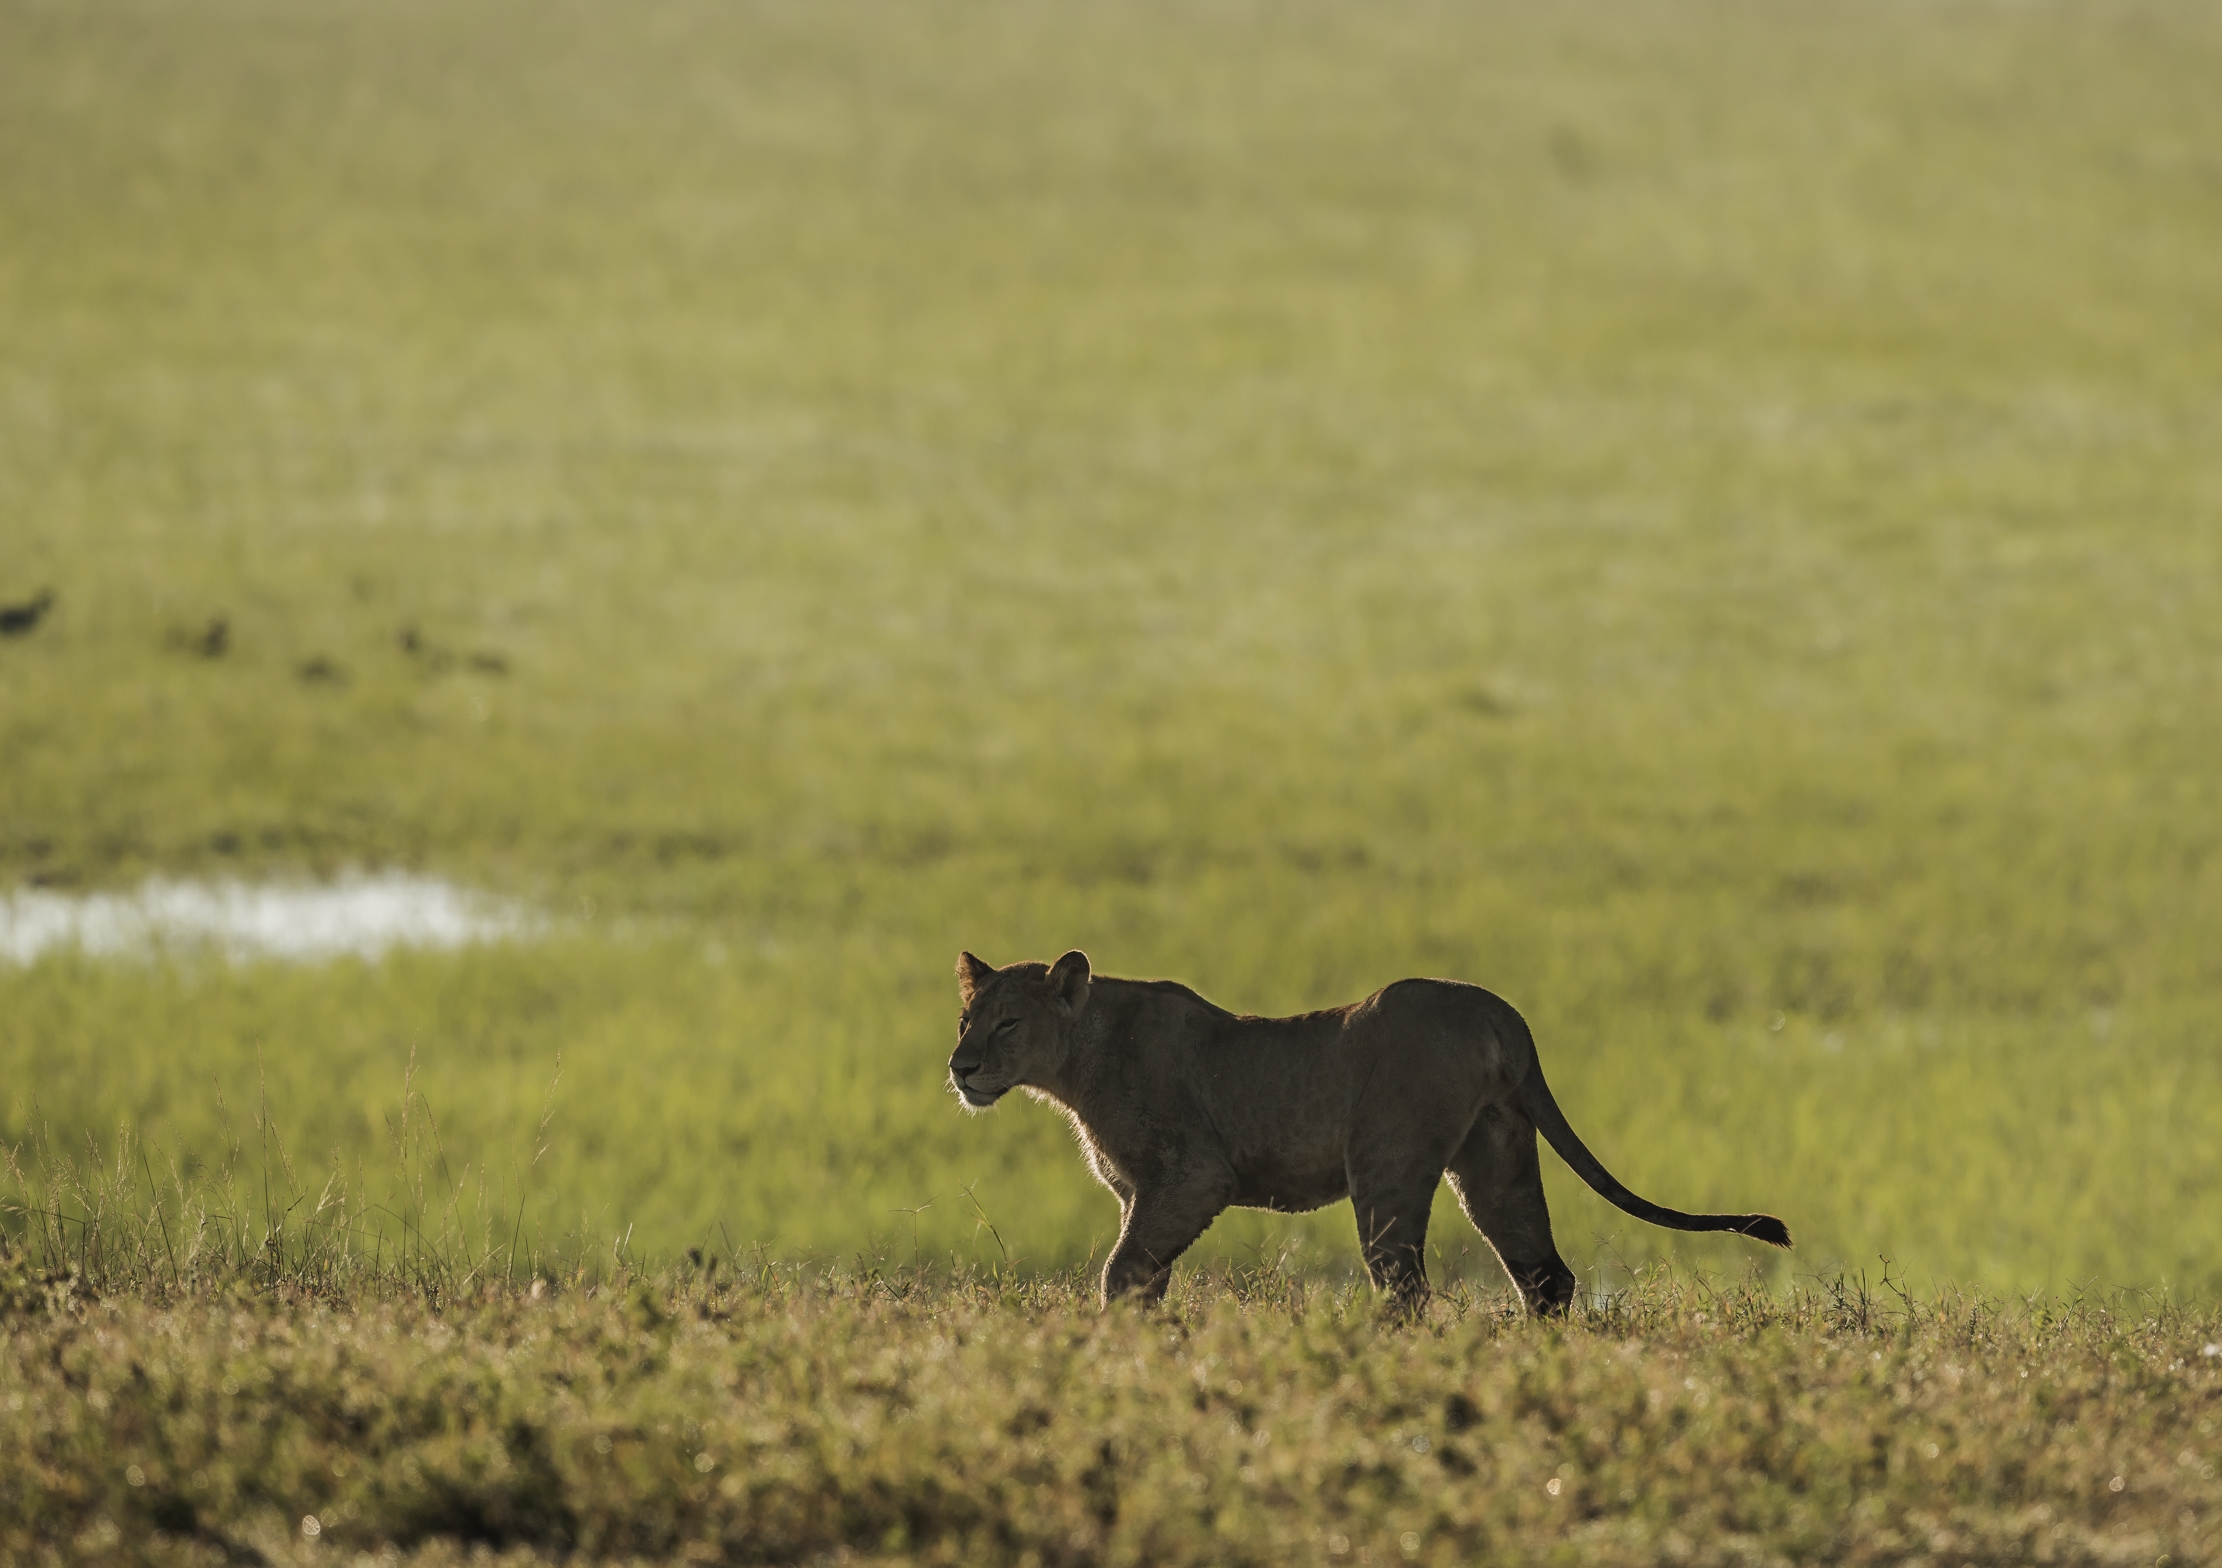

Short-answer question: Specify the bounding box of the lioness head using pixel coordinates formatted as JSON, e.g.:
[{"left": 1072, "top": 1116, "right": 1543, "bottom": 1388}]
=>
[{"left": 948, "top": 948, "right": 1092, "bottom": 1109}]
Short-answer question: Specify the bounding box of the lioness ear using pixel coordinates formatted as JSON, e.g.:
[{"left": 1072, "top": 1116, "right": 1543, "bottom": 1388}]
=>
[
  {"left": 1048, "top": 949, "right": 1092, "bottom": 1016},
  {"left": 956, "top": 951, "right": 996, "bottom": 1004}
]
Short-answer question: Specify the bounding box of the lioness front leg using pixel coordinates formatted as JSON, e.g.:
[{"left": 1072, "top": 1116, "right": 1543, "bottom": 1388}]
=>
[{"left": 1100, "top": 1184, "right": 1228, "bottom": 1306}]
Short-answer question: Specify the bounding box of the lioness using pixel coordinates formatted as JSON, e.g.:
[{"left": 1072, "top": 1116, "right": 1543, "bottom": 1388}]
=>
[{"left": 949, "top": 950, "right": 1789, "bottom": 1313}]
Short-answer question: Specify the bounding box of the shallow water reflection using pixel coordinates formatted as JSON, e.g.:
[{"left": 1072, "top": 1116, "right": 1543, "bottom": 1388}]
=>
[{"left": 0, "top": 874, "right": 540, "bottom": 964}]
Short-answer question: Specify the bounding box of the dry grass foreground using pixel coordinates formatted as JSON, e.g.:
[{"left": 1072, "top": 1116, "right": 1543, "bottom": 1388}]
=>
[
  {"left": 7, "top": 0, "right": 2222, "bottom": 1290},
  {"left": 3, "top": 1260, "right": 2215, "bottom": 1567}
]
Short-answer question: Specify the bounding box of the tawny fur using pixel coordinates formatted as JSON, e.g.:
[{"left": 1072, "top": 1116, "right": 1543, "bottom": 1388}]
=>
[{"left": 949, "top": 949, "right": 1789, "bottom": 1315}]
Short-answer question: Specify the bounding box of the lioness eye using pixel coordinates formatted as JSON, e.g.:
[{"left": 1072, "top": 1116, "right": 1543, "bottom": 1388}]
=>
[{"left": 994, "top": 1017, "right": 1019, "bottom": 1033}]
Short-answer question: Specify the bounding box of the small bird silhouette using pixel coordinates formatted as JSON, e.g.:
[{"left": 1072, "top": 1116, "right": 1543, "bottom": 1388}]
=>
[{"left": 0, "top": 589, "right": 54, "bottom": 637}]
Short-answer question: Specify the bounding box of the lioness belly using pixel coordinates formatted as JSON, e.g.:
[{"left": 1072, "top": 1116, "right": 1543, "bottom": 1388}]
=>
[{"left": 1229, "top": 1158, "right": 1348, "bottom": 1214}]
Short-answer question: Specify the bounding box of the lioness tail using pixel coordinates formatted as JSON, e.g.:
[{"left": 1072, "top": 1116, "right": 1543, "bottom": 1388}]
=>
[{"left": 1514, "top": 1040, "right": 1791, "bottom": 1250}]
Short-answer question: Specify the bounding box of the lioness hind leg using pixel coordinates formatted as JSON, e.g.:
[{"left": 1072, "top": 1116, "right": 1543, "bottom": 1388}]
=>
[
  {"left": 1447, "top": 1107, "right": 1578, "bottom": 1316},
  {"left": 1347, "top": 1168, "right": 1440, "bottom": 1315}
]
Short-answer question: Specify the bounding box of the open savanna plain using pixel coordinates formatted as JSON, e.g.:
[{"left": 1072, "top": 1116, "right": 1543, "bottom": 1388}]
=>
[{"left": 3, "top": 0, "right": 2220, "bottom": 1559}]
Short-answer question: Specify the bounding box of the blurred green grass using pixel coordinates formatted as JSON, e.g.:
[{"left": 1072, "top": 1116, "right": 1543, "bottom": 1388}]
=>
[{"left": 2, "top": 0, "right": 2218, "bottom": 1292}]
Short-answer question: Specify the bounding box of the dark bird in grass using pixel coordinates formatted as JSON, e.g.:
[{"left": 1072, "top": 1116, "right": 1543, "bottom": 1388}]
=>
[{"left": 0, "top": 589, "right": 54, "bottom": 637}]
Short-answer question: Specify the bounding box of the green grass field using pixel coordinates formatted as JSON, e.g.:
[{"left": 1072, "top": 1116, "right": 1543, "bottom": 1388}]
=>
[
  {"left": 5, "top": 0, "right": 2221, "bottom": 1310},
  {"left": 5, "top": 1265, "right": 2220, "bottom": 1567}
]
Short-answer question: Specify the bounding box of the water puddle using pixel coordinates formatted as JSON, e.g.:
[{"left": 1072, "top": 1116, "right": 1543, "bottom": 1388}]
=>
[{"left": 0, "top": 873, "right": 541, "bottom": 965}]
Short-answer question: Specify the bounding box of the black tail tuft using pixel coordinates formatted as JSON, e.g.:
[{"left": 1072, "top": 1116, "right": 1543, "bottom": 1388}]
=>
[{"left": 1738, "top": 1214, "right": 1793, "bottom": 1249}]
